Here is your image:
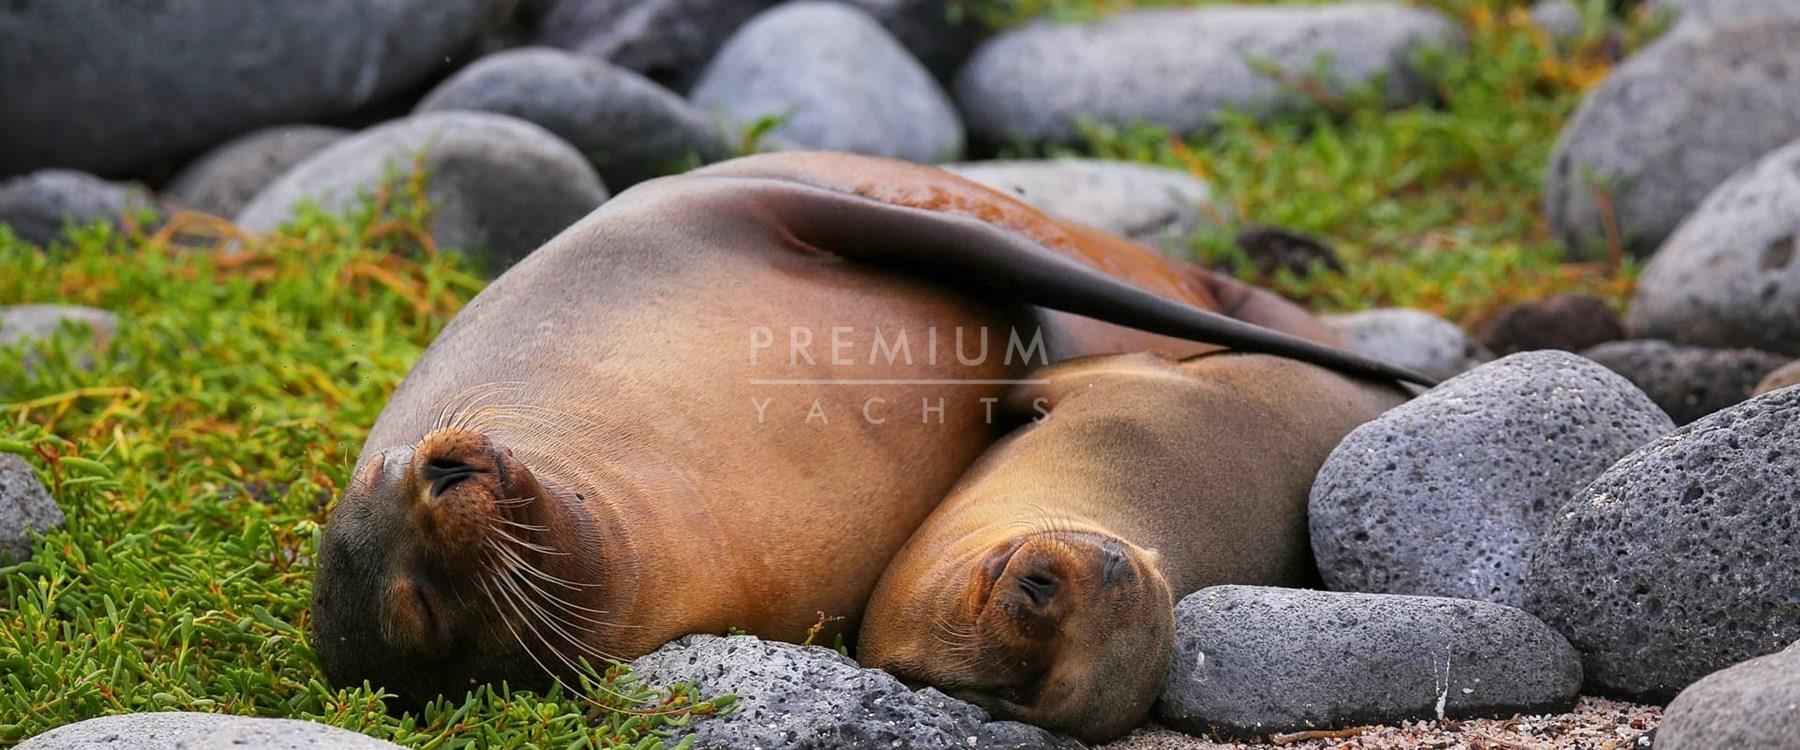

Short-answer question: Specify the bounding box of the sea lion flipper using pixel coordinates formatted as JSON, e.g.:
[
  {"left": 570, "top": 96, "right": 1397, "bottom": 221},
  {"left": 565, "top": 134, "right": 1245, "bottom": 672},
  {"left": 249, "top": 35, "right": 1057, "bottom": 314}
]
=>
[{"left": 697, "top": 172, "right": 1435, "bottom": 387}]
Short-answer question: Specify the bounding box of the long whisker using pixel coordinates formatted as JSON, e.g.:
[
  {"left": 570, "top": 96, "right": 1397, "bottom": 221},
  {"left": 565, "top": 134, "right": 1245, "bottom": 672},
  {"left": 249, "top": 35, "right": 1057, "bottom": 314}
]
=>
[
  {"left": 487, "top": 536, "right": 603, "bottom": 590},
  {"left": 488, "top": 524, "right": 569, "bottom": 556},
  {"left": 495, "top": 569, "right": 624, "bottom": 663}
]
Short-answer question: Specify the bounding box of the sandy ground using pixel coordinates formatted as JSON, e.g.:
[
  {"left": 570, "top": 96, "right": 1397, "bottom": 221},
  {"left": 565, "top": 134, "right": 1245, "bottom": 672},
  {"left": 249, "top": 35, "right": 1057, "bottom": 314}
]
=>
[{"left": 1101, "top": 697, "right": 1659, "bottom": 750}]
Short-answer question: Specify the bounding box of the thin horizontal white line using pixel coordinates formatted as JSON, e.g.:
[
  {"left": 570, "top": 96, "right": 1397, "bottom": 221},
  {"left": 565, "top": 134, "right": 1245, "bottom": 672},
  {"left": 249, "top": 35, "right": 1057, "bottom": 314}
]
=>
[{"left": 748, "top": 379, "right": 1049, "bottom": 386}]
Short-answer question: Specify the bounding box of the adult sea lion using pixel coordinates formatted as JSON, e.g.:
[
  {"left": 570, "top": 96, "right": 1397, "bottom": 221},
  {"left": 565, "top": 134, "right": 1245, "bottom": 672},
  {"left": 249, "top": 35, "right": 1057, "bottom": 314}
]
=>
[
  {"left": 309, "top": 151, "right": 1428, "bottom": 705},
  {"left": 857, "top": 352, "right": 1409, "bottom": 742}
]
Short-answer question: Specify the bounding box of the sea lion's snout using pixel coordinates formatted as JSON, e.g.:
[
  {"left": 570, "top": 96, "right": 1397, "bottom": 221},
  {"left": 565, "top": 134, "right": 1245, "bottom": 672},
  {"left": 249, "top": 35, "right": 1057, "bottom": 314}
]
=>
[
  {"left": 312, "top": 427, "right": 603, "bottom": 706},
  {"left": 941, "top": 530, "right": 1176, "bottom": 743},
  {"left": 403, "top": 429, "right": 526, "bottom": 564}
]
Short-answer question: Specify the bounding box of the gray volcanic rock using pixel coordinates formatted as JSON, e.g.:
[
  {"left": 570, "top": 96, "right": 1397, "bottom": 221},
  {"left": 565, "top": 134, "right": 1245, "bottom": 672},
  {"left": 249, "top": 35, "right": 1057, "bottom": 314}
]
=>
[
  {"left": 1521, "top": 386, "right": 1800, "bottom": 701},
  {"left": 630, "top": 635, "right": 1076, "bottom": 749},
  {"left": 1581, "top": 339, "right": 1791, "bottom": 424},
  {"left": 0, "top": 454, "right": 61, "bottom": 565},
  {"left": 167, "top": 126, "right": 349, "bottom": 217},
  {"left": 1321, "top": 308, "right": 1493, "bottom": 383},
  {"left": 18, "top": 712, "right": 404, "bottom": 749},
  {"left": 533, "top": 0, "right": 775, "bottom": 91},
  {"left": 0, "top": 0, "right": 504, "bottom": 177},
  {"left": 1310, "top": 351, "right": 1673, "bottom": 606},
  {"left": 1544, "top": 21, "right": 1800, "bottom": 258},
  {"left": 0, "top": 171, "right": 158, "bottom": 246},
  {"left": 235, "top": 112, "right": 606, "bottom": 274},
  {"left": 1627, "top": 137, "right": 1800, "bottom": 356},
  {"left": 418, "top": 48, "right": 725, "bottom": 189},
  {"left": 1656, "top": 641, "right": 1800, "bottom": 750},
  {"left": 1157, "top": 586, "right": 1582, "bottom": 739},
  {"left": 954, "top": 2, "right": 1460, "bottom": 148},
  {"left": 690, "top": 2, "right": 964, "bottom": 162},
  {"left": 945, "top": 159, "right": 1224, "bottom": 252}
]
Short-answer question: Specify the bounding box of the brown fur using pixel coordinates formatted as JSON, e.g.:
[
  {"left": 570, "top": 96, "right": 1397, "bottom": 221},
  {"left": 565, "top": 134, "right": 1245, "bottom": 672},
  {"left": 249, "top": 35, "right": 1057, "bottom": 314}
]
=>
[
  {"left": 309, "top": 152, "right": 1397, "bottom": 705},
  {"left": 858, "top": 352, "right": 1409, "bottom": 742}
]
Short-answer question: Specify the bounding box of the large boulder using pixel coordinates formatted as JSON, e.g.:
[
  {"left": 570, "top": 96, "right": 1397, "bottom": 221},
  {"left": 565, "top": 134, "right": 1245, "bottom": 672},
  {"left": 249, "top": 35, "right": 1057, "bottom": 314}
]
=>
[
  {"left": 0, "top": 171, "right": 158, "bottom": 246},
  {"left": 1522, "top": 386, "right": 1800, "bottom": 701},
  {"left": 1320, "top": 308, "right": 1493, "bottom": 383},
  {"left": 1157, "top": 586, "right": 1582, "bottom": 739},
  {"left": 943, "top": 159, "right": 1225, "bottom": 252},
  {"left": 166, "top": 126, "right": 350, "bottom": 217},
  {"left": 1310, "top": 351, "right": 1674, "bottom": 606},
  {"left": 690, "top": 2, "right": 964, "bottom": 162},
  {"left": 954, "top": 2, "right": 1460, "bottom": 148},
  {"left": 1656, "top": 641, "right": 1800, "bottom": 750},
  {"left": 417, "top": 48, "right": 725, "bottom": 190},
  {"left": 1626, "top": 137, "right": 1800, "bottom": 357},
  {"left": 629, "top": 635, "right": 1075, "bottom": 749},
  {"left": 0, "top": 0, "right": 505, "bottom": 177},
  {"left": 1544, "top": 21, "right": 1800, "bottom": 258},
  {"left": 235, "top": 112, "right": 606, "bottom": 274},
  {"left": 1581, "top": 339, "right": 1791, "bottom": 424},
  {"left": 532, "top": 0, "right": 775, "bottom": 92},
  {"left": 18, "top": 712, "right": 403, "bottom": 749},
  {"left": 0, "top": 454, "right": 62, "bottom": 566}
]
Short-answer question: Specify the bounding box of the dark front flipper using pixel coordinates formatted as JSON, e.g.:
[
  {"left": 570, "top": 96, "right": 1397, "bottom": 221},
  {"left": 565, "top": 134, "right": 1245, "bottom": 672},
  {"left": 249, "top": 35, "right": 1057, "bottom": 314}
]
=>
[{"left": 686, "top": 170, "right": 1435, "bottom": 387}]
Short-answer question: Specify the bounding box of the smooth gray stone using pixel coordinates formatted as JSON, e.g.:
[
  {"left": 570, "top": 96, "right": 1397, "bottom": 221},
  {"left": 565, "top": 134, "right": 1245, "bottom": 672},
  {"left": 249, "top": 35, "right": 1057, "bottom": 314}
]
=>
[
  {"left": 0, "top": 305, "right": 118, "bottom": 349},
  {"left": 945, "top": 159, "right": 1225, "bottom": 252},
  {"left": 1656, "top": 641, "right": 1800, "bottom": 750},
  {"left": 1650, "top": 0, "right": 1800, "bottom": 35},
  {"left": 19, "top": 712, "right": 404, "bottom": 749},
  {"left": 1627, "top": 137, "right": 1800, "bottom": 357},
  {"left": 235, "top": 112, "right": 606, "bottom": 275},
  {"left": 0, "top": 171, "right": 157, "bottom": 246},
  {"left": 418, "top": 47, "right": 725, "bottom": 189},
  {"left": 1322, "top": 308, "right": 1493, "bottom": 383},
  {"left": 0, "top": 454, "right": 62, "bottom": 566},
  {"left": 954, "top": 2, "right": 1461, "bottom": 148},
  {"left": 1544, "top": 21, "right": 1800, "bottom": 258},
  {"left": 1157, "top": 586, "right": 1582, "bottom": 739},
  {"left": 166, "top": 126, "right": 349, "bottom": 218},
  {"left": 690, "top": 2, "right": 964, "bottom": 162}
]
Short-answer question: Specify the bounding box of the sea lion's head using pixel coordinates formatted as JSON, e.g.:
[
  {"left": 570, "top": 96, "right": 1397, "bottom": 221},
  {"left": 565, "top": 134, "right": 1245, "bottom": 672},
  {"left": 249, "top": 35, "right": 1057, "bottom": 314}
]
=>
[
  {"left": 310, "top": 427, "right": 609, "bottom": 705},
  {"left": 867, "top": 525, "right": 1174, "bottom": 743}
]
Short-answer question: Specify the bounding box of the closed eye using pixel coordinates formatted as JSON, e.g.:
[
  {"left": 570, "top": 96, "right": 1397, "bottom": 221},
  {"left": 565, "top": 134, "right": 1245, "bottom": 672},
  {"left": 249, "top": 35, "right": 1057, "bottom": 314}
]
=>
[{"left": 1101, "top": 547, "right": 1127, "bottom": 589}]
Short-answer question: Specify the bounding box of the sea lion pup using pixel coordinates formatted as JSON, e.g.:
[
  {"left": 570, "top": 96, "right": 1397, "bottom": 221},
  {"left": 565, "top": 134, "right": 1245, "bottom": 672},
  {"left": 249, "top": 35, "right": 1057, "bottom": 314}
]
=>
[
  {"left": 858, "top": 352, "right": 1409, "bottom": 742},
  {"left": 310, "top": 151, "right": 1429, "bottom": 706}
]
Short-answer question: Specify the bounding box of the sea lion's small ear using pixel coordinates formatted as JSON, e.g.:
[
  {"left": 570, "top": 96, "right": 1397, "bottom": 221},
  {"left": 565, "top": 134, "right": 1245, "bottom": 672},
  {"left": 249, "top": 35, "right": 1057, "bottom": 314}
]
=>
[{"left": 1001, "top": 351, "right": 1189, "bottom": 419}]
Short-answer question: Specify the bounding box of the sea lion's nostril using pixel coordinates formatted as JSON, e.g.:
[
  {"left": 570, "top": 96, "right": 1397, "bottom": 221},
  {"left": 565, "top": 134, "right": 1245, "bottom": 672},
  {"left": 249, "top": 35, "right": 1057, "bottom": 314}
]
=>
[
  {"left": 1018, "top": 573, "right": 1058, "bottom": 607},
  {"left": 423, "top": 458, "right": 477, "bottom": 498}
]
